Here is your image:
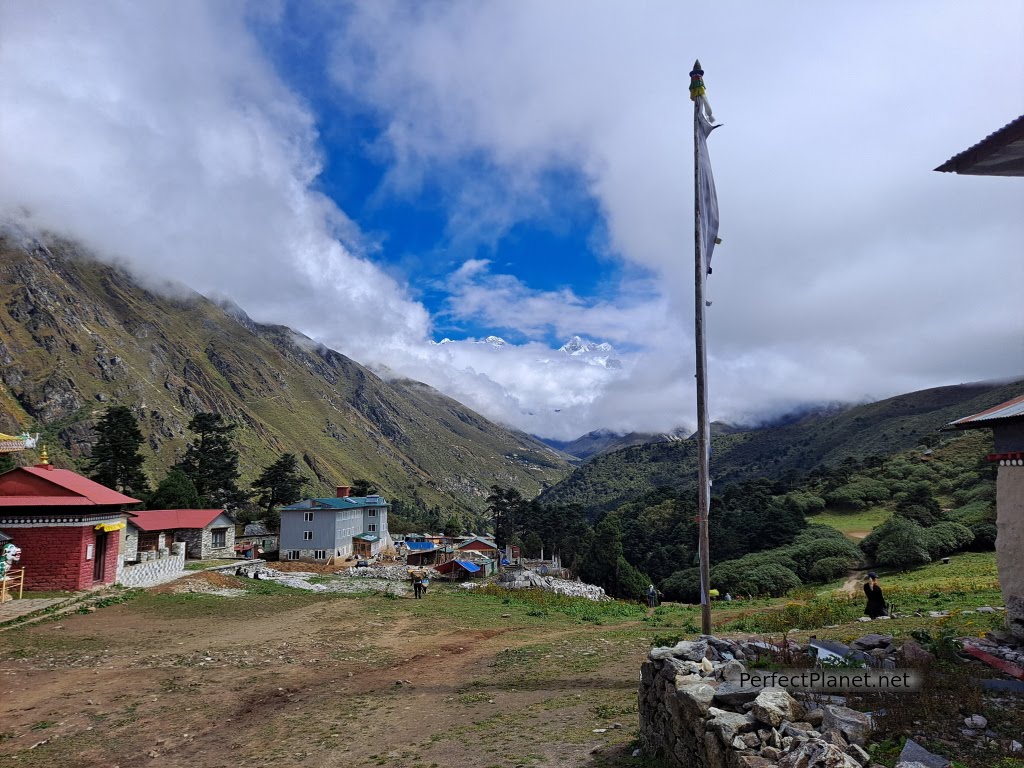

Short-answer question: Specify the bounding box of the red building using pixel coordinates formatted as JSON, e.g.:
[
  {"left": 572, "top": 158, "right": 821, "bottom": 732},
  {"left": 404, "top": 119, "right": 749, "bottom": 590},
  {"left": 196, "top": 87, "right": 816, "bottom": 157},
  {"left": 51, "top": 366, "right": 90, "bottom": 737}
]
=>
[{"left": 0, "top": 461, "right": 140, "bottom": 591}]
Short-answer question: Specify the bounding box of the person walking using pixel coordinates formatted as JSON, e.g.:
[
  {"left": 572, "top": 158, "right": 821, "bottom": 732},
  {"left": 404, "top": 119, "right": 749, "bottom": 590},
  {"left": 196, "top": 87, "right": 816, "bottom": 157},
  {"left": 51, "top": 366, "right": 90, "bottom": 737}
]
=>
[
  {"left": 411, "top": 571, "right": 423, "bottom": 599},
  {"left": 646, "top": 583, "right": 658, "bottom": 608},
  {"left": 863, "top": 572, "right": 887, "bottom": 618}
]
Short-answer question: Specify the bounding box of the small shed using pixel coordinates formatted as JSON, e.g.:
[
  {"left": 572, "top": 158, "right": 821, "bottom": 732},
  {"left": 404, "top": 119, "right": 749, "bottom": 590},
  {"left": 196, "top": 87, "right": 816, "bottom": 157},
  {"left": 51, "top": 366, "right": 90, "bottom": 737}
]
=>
[{"left": 435, "top": 559, "right": 483, "bottom": 581}]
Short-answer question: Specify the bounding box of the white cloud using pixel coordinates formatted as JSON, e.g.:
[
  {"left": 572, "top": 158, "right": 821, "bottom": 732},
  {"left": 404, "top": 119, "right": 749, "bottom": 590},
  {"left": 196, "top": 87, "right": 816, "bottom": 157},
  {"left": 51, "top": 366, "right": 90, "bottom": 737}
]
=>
[{"left": 1, "top": 1, "right": 1022, "bottom": 444}]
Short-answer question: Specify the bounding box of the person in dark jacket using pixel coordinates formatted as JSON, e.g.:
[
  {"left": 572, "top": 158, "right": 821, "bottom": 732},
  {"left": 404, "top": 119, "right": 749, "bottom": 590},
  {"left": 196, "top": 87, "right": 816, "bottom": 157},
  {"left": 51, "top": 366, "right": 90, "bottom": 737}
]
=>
[{"left": 863, "top": 572, "right": 887, "bottom": 618}]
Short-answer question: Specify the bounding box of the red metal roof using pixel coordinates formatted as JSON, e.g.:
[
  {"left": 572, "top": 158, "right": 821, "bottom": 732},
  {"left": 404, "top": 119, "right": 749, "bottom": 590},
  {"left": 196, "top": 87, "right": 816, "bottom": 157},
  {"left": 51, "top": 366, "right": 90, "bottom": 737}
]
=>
[
  {"left": 131, "top": 509, "right": 228, "bottom": 531},
  {"left": 0, "top": 465, "right": 141, "bottom": 506}
]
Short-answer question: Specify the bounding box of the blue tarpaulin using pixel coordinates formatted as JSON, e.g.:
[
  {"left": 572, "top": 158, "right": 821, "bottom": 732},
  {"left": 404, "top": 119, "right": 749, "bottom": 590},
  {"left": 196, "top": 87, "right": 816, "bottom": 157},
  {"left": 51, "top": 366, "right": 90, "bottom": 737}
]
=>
[
  {"left": 406, "top": 541, "right": 435, "bottom": 551},
  {"left": 455, "top": 560, "right": 481, "bottom": 573}
]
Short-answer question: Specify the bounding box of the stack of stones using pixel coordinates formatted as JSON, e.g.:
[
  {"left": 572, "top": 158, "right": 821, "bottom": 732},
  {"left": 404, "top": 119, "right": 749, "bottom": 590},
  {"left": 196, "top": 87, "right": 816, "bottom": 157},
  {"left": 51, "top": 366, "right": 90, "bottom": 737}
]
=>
[
  {"left": 639, "top": 636, "right": 882, "bottom": 768},
  {"left": 495, "top": 569, "right": 609, "bottom": 601}
]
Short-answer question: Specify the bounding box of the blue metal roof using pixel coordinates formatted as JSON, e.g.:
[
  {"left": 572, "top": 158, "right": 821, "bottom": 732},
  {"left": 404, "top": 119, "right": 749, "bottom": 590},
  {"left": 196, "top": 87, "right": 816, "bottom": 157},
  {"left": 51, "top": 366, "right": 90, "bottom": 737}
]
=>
[
  {"left": 405, "top": 541, "right": 435, "bottom": 551},
  {"left": 455, "top": 560, "right": 481, "bottom": 573}
]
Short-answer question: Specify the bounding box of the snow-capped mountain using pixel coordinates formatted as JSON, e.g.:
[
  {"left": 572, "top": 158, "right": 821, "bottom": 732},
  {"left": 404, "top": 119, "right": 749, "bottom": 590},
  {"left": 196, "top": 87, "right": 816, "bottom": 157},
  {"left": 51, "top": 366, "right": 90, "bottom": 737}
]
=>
[{"left": 558, "top": 335, "right": 622, "bottom": 369}]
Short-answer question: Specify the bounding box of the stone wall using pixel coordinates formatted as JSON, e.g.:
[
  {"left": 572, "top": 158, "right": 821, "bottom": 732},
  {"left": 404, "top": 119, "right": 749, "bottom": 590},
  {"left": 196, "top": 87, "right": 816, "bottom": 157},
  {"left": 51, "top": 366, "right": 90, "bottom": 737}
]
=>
[
  {"left": 996, "top": 463, "right": 1024, "bottom": 640},
  {"left": 639, "top": 637, "right": 876, "bottom": 768},
  {"left": 116, "top": 543, "right": 186, "bottom": 588}
]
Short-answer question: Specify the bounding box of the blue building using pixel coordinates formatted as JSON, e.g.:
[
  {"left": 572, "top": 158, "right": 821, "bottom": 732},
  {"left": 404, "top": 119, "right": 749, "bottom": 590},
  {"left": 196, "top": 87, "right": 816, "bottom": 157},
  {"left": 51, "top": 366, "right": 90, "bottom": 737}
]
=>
[{"left": 279, "top": 485, "right": 390, "bottom": 562}]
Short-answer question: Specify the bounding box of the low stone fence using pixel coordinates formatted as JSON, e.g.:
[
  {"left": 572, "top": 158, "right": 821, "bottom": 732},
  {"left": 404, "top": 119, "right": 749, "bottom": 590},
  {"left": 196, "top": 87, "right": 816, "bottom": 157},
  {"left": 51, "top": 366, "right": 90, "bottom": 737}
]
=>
[
  {"left": 117, "top": 543, "right": 186, "bottom": 588},
  {"left": 639, "top": 636, "right": 877, "bottom": 768}
]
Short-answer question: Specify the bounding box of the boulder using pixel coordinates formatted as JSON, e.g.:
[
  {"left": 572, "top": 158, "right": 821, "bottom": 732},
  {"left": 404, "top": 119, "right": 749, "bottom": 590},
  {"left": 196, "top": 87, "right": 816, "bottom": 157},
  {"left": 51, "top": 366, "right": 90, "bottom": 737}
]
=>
[
  {"left": 713, "top": 681, "right": 761, "bottom": 707},
  {"left": 846, "top": 743, "right": 871, "bottom": 766},
  {"left": 822, "top": 704, "right": 872, "bottom": 747},
  {"left": 676, "top": 681, "right": 717, "bottom": 719},
  {"left": 751, "top": 689, "right": 805, "bottom": 728},
  {"left": 779, "top": 740, "right": 861, "bottom": 768},
  {"left": 849, "top": 634, "right": 893, "bottom": 651},
  {"left": 735, "top": 756, "right": 775, "bottom": 767},
  {"left": 895, "top": 738, "right": 951, "bottom": 768},
  {"left": 706, "top": 707, "right": 757, "bottom": 745},
  {"left": 805, "top": 708, "right": 825, "bottom": 728},
  {"left": 963, "top": 714, "right": 987, "bottom": 729},
  {"left": 670, "top": 639, "right": 709, "bottom": 662},
  {"left": 719, "top": 659, "right": 746, "bottom": 681}
]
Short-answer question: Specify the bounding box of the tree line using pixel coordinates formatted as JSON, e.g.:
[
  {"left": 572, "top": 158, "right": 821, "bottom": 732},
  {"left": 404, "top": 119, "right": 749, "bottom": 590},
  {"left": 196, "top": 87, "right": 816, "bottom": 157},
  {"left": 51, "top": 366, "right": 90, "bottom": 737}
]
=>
[{"left": 85, "top": 405, "right": 307, "bottom": 525}]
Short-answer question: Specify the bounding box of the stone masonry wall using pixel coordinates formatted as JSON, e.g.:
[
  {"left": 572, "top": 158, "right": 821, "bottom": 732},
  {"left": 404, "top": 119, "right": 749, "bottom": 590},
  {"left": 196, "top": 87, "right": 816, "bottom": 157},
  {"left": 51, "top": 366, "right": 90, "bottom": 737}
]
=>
[
  {"left": 116, "top": 543, "right": 186, "bottom": 588},
  {"left": 639, "top": 637, "right": 876, "bottom": 768}
]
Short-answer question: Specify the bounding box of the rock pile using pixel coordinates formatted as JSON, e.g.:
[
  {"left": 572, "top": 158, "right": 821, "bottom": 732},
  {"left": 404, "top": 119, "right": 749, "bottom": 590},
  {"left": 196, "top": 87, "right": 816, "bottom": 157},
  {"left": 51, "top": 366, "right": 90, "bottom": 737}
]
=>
[
  {"left": 342, "top": 564, "right": 435, "bottom": 581},
  {"left": 640, "top": 635, "right": 882, "bottom": 768},
  {"left": 495, "top": 569, "right": 608, "bottom": 601}
]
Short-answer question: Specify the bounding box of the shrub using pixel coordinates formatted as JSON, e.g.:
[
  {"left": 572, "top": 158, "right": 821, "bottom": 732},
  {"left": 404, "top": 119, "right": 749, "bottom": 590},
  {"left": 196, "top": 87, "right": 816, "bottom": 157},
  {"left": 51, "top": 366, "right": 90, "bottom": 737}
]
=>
[
  {"left": 966, "top": 523, "right": 997, "bottom": 551},
  {"left": 808, "top": 556, "right": 857, "bottom": 583},
  {"left": 661, "top": 568, "right": 700, "bottom": 603},
  {"left": 871, "top": 517, "right": 931, "bottom": 569},
  {"left": 922, "top": 521, "right": 974, "bottom": 559}
]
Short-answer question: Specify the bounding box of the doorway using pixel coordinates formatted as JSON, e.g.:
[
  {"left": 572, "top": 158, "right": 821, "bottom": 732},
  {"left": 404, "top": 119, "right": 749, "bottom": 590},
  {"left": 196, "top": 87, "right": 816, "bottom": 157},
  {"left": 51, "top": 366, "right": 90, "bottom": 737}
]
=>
[{"left": 93, "top": 532, "right": 108, "bottom": 581}]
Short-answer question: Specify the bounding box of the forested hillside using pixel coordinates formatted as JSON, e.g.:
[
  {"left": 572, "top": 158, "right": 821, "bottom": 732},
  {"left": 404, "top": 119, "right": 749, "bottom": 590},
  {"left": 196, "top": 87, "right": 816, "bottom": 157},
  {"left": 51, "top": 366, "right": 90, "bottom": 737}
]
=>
[{"left": 537, "top": 378, "right": 1023, "bottom": 517}]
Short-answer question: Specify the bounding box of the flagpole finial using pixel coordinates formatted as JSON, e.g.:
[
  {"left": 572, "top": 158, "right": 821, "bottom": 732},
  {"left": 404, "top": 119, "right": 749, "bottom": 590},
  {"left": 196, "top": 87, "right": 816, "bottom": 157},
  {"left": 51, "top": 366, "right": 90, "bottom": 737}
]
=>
[{"left": 689, "top": 59, "right": 714, "bottom": 123}]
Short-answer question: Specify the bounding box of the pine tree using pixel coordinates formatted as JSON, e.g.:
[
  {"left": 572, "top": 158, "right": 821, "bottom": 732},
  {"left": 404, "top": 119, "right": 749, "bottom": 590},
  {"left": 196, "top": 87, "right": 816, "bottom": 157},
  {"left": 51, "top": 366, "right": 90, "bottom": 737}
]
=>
[
  {"left": 85, "top": 405, "right": 150, "bottom": 497},
  {"left": 147, "top": 469, "right": 201, "bottom": 510},
  {"left": 252, "top": 453, "right": 307, "bottom": 515},
  {"left": 175, "top": 412, "right": 247, "bottom": 510}
]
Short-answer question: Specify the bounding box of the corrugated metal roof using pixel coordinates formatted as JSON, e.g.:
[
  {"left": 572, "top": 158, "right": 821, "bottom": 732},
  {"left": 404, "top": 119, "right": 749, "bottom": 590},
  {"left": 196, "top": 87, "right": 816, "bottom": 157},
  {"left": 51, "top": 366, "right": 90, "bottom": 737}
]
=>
[
  {"left": 455, "top": 560, "right": 481, "bottom": 572},
  {"left": 935, "top": 114, "right": 1024, "bottom": 176},
  {"left": 0, "top": 466, "right": 141, "bottom": 506},
  {"left": 353, "top": 533, "right": 380, "bottom": 542},
  {"left": 280, "top": 495, "right": 388, "bottom": 511},
  {"left": 131, "top": 509, "right": 228, "bottom": 531},
  {"left": 949, "top": 394, "right": 1024, "bottom": 428},
  {"left": 405, "top": 541, "right": 435, "bottom": 551}
]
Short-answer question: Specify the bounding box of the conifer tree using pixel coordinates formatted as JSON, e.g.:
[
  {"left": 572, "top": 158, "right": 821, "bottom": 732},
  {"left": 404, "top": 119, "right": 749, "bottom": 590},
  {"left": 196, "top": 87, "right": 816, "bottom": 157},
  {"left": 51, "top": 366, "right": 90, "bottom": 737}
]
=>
[
  {"left": 147, "top": 468, "right": 201, "bottom": 510},
  {"left": 85, "top": 405, "right": 150, "bottom": 497},
  {"left": 175, "top": 412, "right": 247, "bottom": 510},
  {"left": 252, "top": 453, "right": 307, "bottom": 515}
]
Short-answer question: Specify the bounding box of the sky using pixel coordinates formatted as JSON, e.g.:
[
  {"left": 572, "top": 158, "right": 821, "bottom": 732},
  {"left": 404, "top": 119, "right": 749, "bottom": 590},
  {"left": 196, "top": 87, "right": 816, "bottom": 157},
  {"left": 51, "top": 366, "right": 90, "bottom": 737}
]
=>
[{"left": 1, "top": 1, "right": 1022, "bottom": 440}]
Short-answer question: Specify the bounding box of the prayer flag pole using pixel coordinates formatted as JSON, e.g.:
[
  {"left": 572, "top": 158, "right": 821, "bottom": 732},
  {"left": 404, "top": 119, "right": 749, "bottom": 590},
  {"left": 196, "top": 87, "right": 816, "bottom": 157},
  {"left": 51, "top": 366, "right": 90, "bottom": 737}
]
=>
[{"left": 689, "top": 59, "right": 717, "bottom": 635}]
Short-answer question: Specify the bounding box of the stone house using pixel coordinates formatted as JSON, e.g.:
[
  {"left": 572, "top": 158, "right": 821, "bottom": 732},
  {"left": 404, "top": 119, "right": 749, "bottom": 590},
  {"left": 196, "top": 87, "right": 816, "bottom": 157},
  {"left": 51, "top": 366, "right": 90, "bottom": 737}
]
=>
[
  {"left": 0, "top": 460, "right": 139, "bottom": 591},
  {"left": 233, "top": 521, "right": 279, "bottom": 560},
  {"left": 455, "top": 536, "right": 500, "bottom": 560},
  {"left": 950, "top": 394, "right": 1024, "bottom": 640},
  {"left": 129, "top": 509, "right": 236, "bottom": 560},
  {"left": 279, "top": 485, "right": 391, "bottom": 562}
]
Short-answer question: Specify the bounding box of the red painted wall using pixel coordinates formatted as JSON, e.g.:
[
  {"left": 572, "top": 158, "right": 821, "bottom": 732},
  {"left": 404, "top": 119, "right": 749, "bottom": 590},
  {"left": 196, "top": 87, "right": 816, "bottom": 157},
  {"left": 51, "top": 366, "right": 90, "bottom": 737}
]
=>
[{"left": 9, "top": 525, "right": 117, "bottom": 591}]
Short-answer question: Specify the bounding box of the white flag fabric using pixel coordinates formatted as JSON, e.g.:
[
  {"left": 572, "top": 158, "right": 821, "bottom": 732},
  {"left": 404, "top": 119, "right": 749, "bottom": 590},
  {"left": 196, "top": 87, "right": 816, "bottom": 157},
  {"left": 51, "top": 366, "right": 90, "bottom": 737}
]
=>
[{"left": 695, "top": 108, "right": 720, "bottom": 275}]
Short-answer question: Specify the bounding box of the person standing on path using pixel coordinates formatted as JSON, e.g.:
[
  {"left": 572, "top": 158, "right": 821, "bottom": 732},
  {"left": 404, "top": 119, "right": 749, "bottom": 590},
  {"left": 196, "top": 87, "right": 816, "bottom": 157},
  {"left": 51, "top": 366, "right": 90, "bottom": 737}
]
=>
[
  {"left": 863, "top": 572, "right": 887, "bottom": 618},
  {"left": 411, "top": 571, "right": 423, "bottom": 599}
]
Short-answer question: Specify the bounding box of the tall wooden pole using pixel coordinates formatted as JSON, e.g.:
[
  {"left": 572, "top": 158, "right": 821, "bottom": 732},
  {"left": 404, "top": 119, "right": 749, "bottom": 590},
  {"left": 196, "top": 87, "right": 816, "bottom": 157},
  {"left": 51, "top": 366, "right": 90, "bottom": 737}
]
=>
[{"left": 692, "top": 59, "right": 712, "bottom": 635}]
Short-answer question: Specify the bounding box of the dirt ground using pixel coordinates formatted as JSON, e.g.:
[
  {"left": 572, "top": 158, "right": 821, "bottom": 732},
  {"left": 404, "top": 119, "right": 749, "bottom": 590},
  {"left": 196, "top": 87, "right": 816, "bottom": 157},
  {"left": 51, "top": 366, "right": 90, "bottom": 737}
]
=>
[{"left": 0, "top": 581, "right": 652, "bottom": 768}]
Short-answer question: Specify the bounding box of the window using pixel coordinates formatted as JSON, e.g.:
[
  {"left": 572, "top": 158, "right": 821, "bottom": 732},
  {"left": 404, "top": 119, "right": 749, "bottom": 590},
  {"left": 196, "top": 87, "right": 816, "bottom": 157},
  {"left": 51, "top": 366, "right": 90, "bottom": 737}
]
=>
[
  {"left": 304, "top": 512, "right": 314, "bottom": 522},
  {"left": 286, "top": 550, "right": 300, "bottom": 560},
  {"left": 368, "top": 509, "right": 376, "bottom": 517},
  {"left": 314, "top": 550, "right": 326, "bottom": 560},
  {"left": 303, "top": 531, "right": 313, "bottom": 541},
  {"left": 211, "top": 528, "right": 227, "bottom": 548},
  {"left": 368, "top": 524, "right": 377, "bottom": 532}
]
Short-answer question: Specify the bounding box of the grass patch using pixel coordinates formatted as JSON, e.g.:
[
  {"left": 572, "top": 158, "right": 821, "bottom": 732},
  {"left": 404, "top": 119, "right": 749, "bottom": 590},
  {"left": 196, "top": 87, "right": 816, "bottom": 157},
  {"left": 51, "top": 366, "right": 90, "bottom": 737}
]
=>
[
  {"left": 183, "top": 560, "right": 238, "bottom": 571},
  {"left": 810, "top": 506, "right": 891, "bottom": 539}
]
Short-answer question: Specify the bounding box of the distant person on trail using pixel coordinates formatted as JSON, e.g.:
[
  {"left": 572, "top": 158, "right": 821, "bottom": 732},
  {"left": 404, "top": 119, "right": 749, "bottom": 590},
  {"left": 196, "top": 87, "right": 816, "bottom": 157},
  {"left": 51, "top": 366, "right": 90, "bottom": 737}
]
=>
[
  {"left": 863, "top": 572, "right": 887, "bottom": 618},
  {"left": 646, "top": 584, "right": 658, "bottom": 608},
  {"left": 724, "top": 592, "right": 733, "bottom": 602},
  {"left": 411, "top": 571, "right": 423, "bottom": 599}
]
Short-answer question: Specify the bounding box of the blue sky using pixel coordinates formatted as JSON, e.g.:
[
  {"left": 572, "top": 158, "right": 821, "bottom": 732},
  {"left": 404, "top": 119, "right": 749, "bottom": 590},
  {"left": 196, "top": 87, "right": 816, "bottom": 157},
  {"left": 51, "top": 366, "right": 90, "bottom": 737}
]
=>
[{"left": 1, "top": 1, "right": 1022, "bottom": 439}]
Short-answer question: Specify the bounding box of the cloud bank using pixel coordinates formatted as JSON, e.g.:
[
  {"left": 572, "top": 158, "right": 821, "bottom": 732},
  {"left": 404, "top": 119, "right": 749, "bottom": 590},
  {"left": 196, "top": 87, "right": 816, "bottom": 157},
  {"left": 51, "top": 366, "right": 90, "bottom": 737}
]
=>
[{"left": 2, "top": 1, "right": 1022, "bottom": 441}]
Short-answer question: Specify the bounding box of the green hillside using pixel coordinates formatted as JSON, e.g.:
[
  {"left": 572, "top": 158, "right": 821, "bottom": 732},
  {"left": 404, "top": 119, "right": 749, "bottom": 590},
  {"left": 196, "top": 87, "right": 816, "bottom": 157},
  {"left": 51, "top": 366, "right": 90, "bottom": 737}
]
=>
[
  {"left": 0, "top": 232, "right": 570, "bottom": 516},
  {"left": 537, "top": 378, "right": 1023, "bottom": 516}
]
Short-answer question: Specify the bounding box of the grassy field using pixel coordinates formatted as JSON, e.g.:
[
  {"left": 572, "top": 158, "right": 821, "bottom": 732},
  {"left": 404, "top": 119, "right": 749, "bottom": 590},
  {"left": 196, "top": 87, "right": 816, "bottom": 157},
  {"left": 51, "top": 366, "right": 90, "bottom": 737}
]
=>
[
  {"left": 0, "top": 553, "right": 1017, "bottom": 768},
  {"left": 809, "top": 506, "right": 892, "bottom": 540}
]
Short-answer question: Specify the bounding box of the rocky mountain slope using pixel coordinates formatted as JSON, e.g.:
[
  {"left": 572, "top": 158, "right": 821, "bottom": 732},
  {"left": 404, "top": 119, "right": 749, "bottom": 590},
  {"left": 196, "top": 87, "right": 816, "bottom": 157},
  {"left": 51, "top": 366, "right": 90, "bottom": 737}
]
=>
[{"left": 0, "top": 231, "right": 569, "bottom": 513}]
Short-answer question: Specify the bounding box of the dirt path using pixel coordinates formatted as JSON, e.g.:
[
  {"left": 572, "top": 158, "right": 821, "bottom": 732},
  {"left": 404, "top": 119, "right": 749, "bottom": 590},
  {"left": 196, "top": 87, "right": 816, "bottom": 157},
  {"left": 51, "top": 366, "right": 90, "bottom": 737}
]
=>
[{"left": 0, "top": 586, "right": 648, "bottom": 768}]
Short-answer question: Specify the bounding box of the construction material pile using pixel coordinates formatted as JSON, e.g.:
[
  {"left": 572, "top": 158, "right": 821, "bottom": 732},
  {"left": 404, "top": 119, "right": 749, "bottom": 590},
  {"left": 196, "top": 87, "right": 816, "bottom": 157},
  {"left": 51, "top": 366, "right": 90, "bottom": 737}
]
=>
[{"left": 495, "top": 569, "right": 608, "bottom": 601}]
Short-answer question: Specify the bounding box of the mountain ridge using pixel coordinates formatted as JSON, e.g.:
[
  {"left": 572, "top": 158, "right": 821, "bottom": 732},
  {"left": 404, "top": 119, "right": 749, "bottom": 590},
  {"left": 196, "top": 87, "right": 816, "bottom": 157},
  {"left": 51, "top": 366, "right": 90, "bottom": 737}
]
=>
[{"left": 0, "top": 232, "right": 570, "bottom": 516}]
